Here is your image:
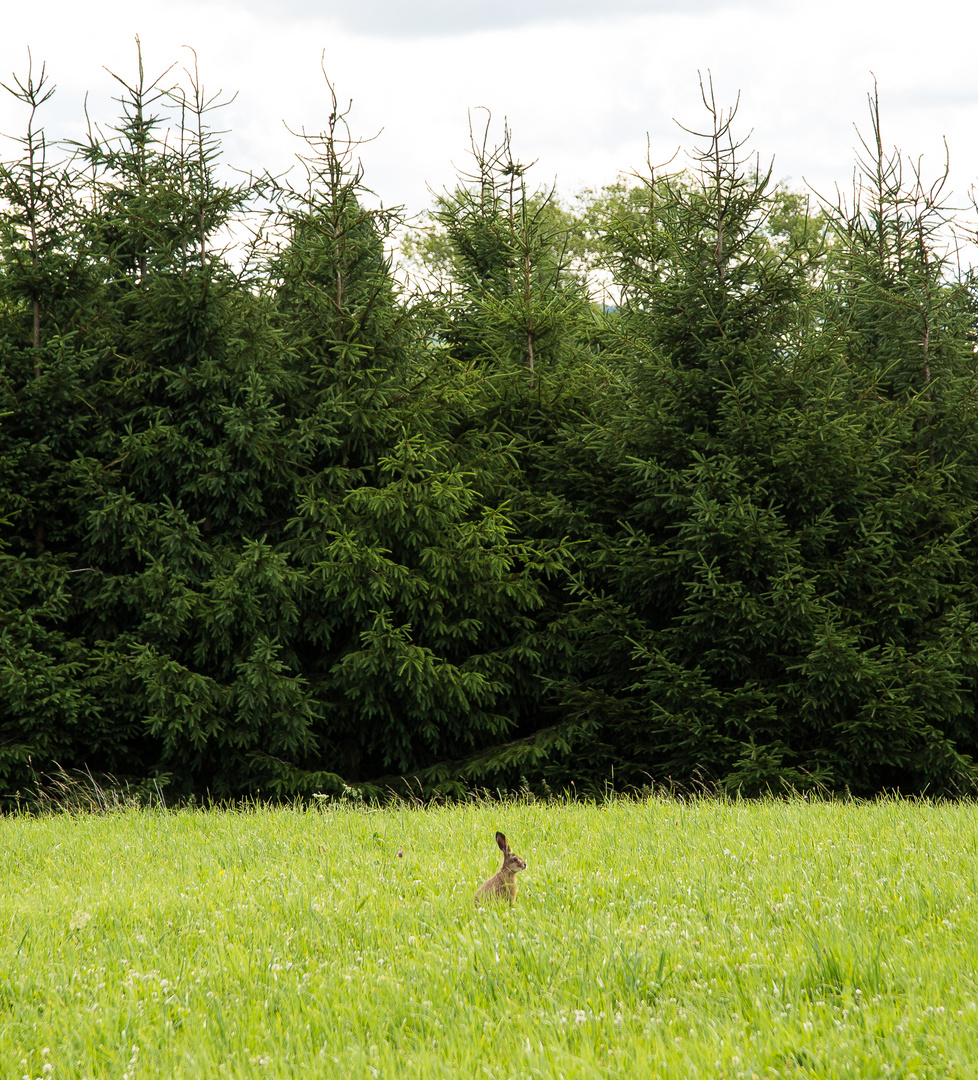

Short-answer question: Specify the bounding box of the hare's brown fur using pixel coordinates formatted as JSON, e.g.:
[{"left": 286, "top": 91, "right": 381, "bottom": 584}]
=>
[{"left": 474, "top": 831, "right": 526, "bottom": 906}]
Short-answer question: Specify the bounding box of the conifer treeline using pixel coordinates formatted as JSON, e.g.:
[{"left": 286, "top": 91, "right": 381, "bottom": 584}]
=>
[{"left": 2, "top": 59, "right": 977, "bottom": 802}]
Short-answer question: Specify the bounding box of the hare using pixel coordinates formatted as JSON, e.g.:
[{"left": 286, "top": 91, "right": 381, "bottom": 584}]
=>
[{"left": 474, "top": 831, "right": 526, "bottom": 906}]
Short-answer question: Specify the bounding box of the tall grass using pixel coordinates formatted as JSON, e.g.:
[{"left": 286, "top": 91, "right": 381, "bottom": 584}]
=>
[{"left": 2, "top": 797, "right": 976, "bottom": 1078}]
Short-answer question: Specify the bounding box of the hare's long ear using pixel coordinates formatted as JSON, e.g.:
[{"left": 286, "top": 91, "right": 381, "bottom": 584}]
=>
[{"left": 495, "top": 831, "right": 508, "bottom": 852}]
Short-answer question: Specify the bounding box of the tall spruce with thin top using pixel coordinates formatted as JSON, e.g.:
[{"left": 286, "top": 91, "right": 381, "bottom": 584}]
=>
[
  {"left": 400, "top": 117, "right": 605, "bottom": 788},
  {"left": 260, "top": 85, "right": 566, "bottom": 797},
  {"left": 0, "top": 57, "right": 123, "bottom": 794},
  {"left": 544, "top": 79, "right": 978, "bottom": 795}
]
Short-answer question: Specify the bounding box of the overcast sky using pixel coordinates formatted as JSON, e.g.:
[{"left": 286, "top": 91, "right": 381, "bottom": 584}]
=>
[{"left": 2, "top": 0, "right": 976, "bottom": 231}]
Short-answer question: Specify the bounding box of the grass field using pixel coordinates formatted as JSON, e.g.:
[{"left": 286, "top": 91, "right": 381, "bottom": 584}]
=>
[{"left": 2, "top": 796, "right": 978, "bottom": 1078}]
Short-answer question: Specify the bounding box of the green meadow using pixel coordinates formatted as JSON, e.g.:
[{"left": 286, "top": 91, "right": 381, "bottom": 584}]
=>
[{"left": 2, "top": 798, "right": 977, "bottom": 1078}]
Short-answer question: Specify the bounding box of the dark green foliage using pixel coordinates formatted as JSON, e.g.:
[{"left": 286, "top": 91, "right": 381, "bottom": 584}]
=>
[
  {"left": 0, "top": 65, "right": 565, "bottom": 802},
  {"left": 543, "top": 80, "right": 978, "bottom": 796},
  {"left": 3, "top": 60, "right": 978, "bottom": 803},
  {"left": 264, "top": 96, "right": 565, "bottom": 795},
  {"left": 404, "top": 119, "right": 612, "bottom": 789},
  {"left": 0, "top": 59, "right": 119, "bottom": 794}
]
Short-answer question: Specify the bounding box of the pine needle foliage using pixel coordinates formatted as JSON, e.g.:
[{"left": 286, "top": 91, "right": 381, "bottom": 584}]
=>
[
  {"left": 264, "top": 91, "right": 568, "bottom": 796},
  {"left": 3, "top": 59, "right": 978, "bottom": 802},
  {"left": 541, "top": 77, "right": 978, "bottom": 796}
]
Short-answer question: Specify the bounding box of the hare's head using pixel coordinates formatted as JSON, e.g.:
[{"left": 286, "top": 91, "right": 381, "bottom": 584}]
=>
[{"left": 495, "top": 831, "right": 526, "bottom": 875}]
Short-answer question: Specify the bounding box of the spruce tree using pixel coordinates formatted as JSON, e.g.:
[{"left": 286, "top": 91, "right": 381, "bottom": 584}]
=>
[
  {"left": 255, "top": 88, "right": 565, "bottom": 796},
  {"left": 546, "top": 79, "right": 978, "bottom": 795},
  {"left": 0, "top": 58, "right": 114, "bottom": 795},
  {"left": 402, "top": 117, "right": 608, "bottom": 786},
  {"left": 52, "top": 49, "right": 310, "bottom": 793}
]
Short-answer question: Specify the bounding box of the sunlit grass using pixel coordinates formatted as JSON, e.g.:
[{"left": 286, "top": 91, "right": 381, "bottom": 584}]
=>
[{"left": 3, "top": 797, "right": 978, "bottom": 1078}]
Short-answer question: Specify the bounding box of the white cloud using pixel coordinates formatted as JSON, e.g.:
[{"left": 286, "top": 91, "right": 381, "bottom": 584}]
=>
[
  {"left": 1, "top": 0, "right": 976, "bottom": 230},
  {"left": 223, "top": 0, "right": 747, "bottom": 37}
]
